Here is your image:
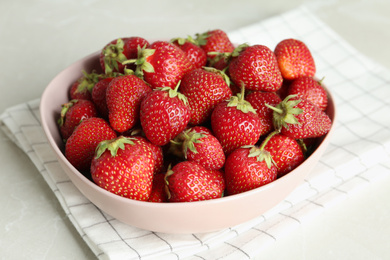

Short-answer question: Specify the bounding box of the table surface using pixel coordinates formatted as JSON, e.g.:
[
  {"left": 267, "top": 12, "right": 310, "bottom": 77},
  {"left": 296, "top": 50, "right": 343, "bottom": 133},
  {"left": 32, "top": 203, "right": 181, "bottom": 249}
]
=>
[{"left": 1, "top": 0, "right": 390, "bottom": 259}]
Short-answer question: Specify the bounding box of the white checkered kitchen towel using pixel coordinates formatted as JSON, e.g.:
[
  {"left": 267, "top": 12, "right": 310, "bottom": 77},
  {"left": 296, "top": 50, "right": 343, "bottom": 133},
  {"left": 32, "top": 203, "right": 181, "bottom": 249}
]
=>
[{"left": 1, "top": 6, "right": 390, "bottom": 260}]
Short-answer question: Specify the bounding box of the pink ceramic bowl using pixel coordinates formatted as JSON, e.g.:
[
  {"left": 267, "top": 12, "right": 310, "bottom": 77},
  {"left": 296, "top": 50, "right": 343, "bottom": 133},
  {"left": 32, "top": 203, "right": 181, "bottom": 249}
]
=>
[{"left": 40, "top": 51, "right": 337, "bottom": 234}]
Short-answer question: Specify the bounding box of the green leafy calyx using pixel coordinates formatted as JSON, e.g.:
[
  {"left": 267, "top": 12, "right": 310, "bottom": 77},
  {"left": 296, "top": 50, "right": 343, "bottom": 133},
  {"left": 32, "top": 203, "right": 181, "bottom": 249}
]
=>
[
  {"left": 95, "top": 136, "right": 135, "bottom": 159},
  {"left": 122, "top": 45, "right": 155, "bottom": 78},
  {"left": 180, "top": 128, "right": 206, "bottom": 158},
  {"left": 102, "top": 38, "right": 128, "bottom": 74},
  {"left": 156, "top": 80, "right": 188, "bottom": 105},
  {"left": 265, "top": 94, "right": 303, "bottom": 131},
  {"left": 227, "top": 85, "right": 256, "bottom": 114}
]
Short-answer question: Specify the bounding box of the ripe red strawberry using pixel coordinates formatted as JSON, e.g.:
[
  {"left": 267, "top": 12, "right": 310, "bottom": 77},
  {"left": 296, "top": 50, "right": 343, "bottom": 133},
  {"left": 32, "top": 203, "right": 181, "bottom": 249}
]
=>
[
  {"left": 171, "top": 37, "right": 207, "bottom": 71},
  {"left": 228, "top": 44, "right": 283, "bottom": 92},
  {"left": 173, "top": 126, "right": 225, "bottom": 170},
  {"left": 106, "top": 74, "right": 152, "bottom": 133},
  {"left": 263, "top": 133, "right": 305, "bottom": 177},
  {"left": 196, "top": 29, "right": 235, "bottom": 60},
  {"left": 65, "top": 117, "right": 117, "bottom": 172},
  {"left": 268, "top": 95, "right": 332, "bottom": 139},
  {"left": 179, "top": 67, "right": 232, "bottom": 125},
  {"left": 124, "top": 37, "right": 150, "bottom": 60},
  {"left": 207, "top": 43, "right": 248, "bottom": 71},
  {"left": 148, "top": 173, "right": 168, "bottom": 202},
  {"left": 287, "top": 76, "right": 328, "bottom": 111},
  {"left": 207, "top": 169, "right": 226, "bottom": 192},
  {"left": 224, "top": 146, "right": 278, "bottom": 195},
  {"left": 124, "top": 135, "right": 164, "bottom": 174},
  {"left": 246, "top": 91, "right": 282, "bottom": 136},
  {"left": 58, "top": 99, "right": 98, "bottom": 141},
  {"left": 91, "top": 136, "right": 155, "bottom": 201},
  {"left": 165, "top": 161, "right": 224, "bottom": 202},
  {"left": 130, "top": 41, "right": 191, "bottom": 89},
  {"left": 140, "top": 83, "right": 190, "bottom": 146},
  {"left": 211, "top": 87, "right": 262, "bottom": 155},
  {"left": 69, "top": 71, "right": 101, "bottom": 101},
  {"left": 91, "top": 77, "right": 114, "bottom": 118},
  {"left": 274, "top": 38, "right": 316, "bottom": 80}
]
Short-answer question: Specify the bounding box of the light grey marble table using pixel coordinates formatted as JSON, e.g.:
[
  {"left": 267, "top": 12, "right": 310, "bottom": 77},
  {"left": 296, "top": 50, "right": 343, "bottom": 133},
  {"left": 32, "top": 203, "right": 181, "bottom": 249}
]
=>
[{"left": 1, "top": 0, "right": 389, "bottom": 259}]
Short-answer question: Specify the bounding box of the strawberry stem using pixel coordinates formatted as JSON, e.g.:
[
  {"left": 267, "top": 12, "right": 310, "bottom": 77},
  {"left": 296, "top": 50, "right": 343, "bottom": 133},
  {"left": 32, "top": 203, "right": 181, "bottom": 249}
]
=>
[
  {"left": 226, "top": 85, "right": 256, "bottom": 114},
  {"left": 259, "top": 130, "right": 279, "bottom": 151}
]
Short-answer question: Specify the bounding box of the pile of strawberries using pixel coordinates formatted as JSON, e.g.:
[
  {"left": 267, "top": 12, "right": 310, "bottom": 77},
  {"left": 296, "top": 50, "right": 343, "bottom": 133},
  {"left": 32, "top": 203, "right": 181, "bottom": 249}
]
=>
[{"left": 58, "top": 29, "right": 332, "bottom": 203}]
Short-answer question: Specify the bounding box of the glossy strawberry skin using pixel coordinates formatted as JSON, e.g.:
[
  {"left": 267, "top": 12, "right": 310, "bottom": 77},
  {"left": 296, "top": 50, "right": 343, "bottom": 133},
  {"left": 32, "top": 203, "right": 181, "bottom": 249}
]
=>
[
  {"left": 180, "top": 68, "right": 232, "bottom": 125},
  {"left": 124, "top": 37, "right": 150, "bottom": 71},
  {"left": 106, "top": 74, "right": 152, "bottom": 133},
  {"left": 198, "top": 29, "right": 235, "bottom": 59},
  {"left": 166, "top": 161, "right": 224, "bottom": 202},
  {"left": 69, "top": 80, "right": 92, "bottom": 101},
  {"left": 287, "top": 76, "right": 328, "bottom": 111},
  {"left": 91, "top": 77, "right": 114, "bottom": 118},
  {"left": 274, "top": 38, "right": 316, "bottom": 80},
  {"left": 211, "top": 100, "right": 262, "bottom": 155},
  {"left": 224, "top": 147, "right": 278, "bottom": 195},
  {"left": 182, "top": 126, "right": 225, "bottom": 171},
  {"left": 65, "top": 117, "right": 117, "bottom": 172},
  {"left": 246, "top": 91, "right": 282, "bottom": 136},
  {"left": 228, "top": 45, "right": 283, "bottom": 92},
  {"left": 58, "top": 99, "right": 98, "bottom": 141},
  {"left": 172, "top": 39, "right": 207, "bottom": 71},
  {"left": 263, "top": 134, "right": 305, "bottom": 177},
  {"left": 281, "top": 98, "right": 332, "bottom": 139},
  {"left": 144, "top": 41, "right": 190, "bottom": 89},
  {"left": 140, "top": 88, "right": 190, "bottom": 146},
  {"left": 126, "top": 135, "right": 164, "bottom": 174},
  {"left": 148, "top": 173, "right": 168, "bottom": 202},
  {"left": 90, "top": 136, "right": 155, "bottom": 201},
  {"left": 125, "top": 37, "right": 150, "bottom": 59}
]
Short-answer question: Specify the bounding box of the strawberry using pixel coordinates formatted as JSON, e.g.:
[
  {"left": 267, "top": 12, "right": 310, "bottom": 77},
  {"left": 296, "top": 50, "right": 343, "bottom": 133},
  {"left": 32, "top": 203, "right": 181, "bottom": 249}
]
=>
[
  {"left": 228, "top": 44, "right": 283, "bottom": 92},
  {"left": 106, "top": 74, "right": 152, "bottom": 133},
  {"left": 129, "top": 41, "right": 191, "bottom": 89},
  {"left": 165, "top": 161, "right": 224, "bottom": 202},
  {"left": 65, "top": 117, "right": 117, "bottom": 172},
  {"left": 196, "top": 29, "right": 235, "bottom": 60},
  {"left": 207, "top": 169, "right": 226, "bottom": 192},
  {"left": 211, "top": 87, "right": 262, "bottom": 155},
  {"left": 263, "top": 133, "right": 305, "bottom": 177},
  {"left": 124, "top": 37, "right": 150, "bottom": 60},
  {"left": 140, "top": 83, "right": 190, "bottom": 146},
  {"left": 207, "top": 44, "right": 248, "bottom": 71},
  {"left": 267, "top": 95, "right": 332, "bottom": 139},
  {"left": 69, "top": 71, "right": 101, "bottom": 101},
  {"left": 287, "top": 76, "right": 328, "bottom": 111},
  {"left": 179, "top": 67, "right": 232, "bottom": 125},
  {"left": 124, "top": 135, "right": 164, "bottom": 174},
  {"left": 123, "top": 36, "right": 150, "bottom": 71},
  {"left": 58, "top": 99, "right": 98, "bottom": 141},
  {"left": 246, "top": 91, "right": 282, "bottom": 136},
  {"left": 91, "top": 136, "right": 155, "bottom": 201},
  {"left": 274, "top": 38, "right": 316, "bottom": 80},
  {"left": 171, "top": 36, "right": 207, "bottom": 71},
  {"left": 173, "top": 126, "right": 225, "bottom": 170},
  {"left": 91, "top": 77, "right": 114, "bottom": 118},
  {"left": 224, "top": 146, "right": 277, "bottom": 195},
  {"left": 148, "top": 173, "right": 168, "bottom": 202}
]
